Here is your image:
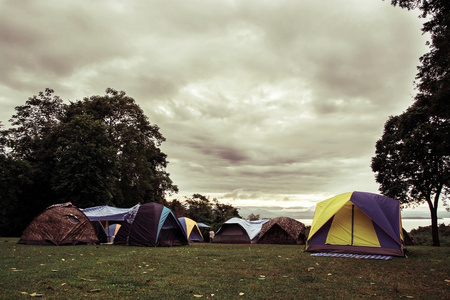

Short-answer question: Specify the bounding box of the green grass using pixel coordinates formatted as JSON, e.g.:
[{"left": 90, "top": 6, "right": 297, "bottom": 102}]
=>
[{"left": 1, "top": 238, "right": 449, "bottom": 299}]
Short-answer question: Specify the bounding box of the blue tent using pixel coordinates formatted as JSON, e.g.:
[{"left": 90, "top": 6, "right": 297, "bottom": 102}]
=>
[{"left": 213, "top": 218, "right": 269, "bottom": 244}]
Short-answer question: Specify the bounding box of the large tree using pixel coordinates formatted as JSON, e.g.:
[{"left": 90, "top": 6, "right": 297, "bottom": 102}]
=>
[
  {"left": 53, "top": 114, "right": 117, "bottom": 208},
  {"left": 372, "top": 105, "right": 449, "bottom": 246},
  {"left": 65, "top": 88, "right": 178, "bottom": 206},
  {"left": 390, "top": 0, "right": 450, "bottom": 118},
  {"left": 372, "top": 1, "right": 450, "bottom": 246},
  {"left": 0, "top": 88, "right": 177, "bottom": 235}
]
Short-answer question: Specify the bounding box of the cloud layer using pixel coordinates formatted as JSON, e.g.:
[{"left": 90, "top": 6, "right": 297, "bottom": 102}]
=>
[{"left": 0, "top": 0, "right": 429, "bottom": 209}]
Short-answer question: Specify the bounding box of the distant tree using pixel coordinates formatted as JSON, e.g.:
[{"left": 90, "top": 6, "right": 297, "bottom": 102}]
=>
[
  {"left": 185, "top": 194, "right": 214, "bottom": 224},
  {"left": 184, "top": 194, "right": 241, "bottom": 231},
  {"left": 212, "top": 199, "right": 241, "bottom": 229},
  {"left": 166, "top": 199, "right": 187, "bottom": 218},
  {"left": 247, "top": 213, "right": 260, "bottom": 221}
]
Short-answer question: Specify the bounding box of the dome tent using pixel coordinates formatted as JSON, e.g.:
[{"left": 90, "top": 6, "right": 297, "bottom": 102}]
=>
[
  {"left": 114, "top": 202, "right": 188, "bottom": 247},
  {"left": 257, "top": 217, "right": 306, "bottom": 244},
  {"left": 19, "top": 202, "right": 98, "bottom": 246},
  {"left": 213, "top": 218, "right": 268, "bottom": 244},
  {"left": 306, "top": 191, "right": 404, "bottom": 256},
  {"left": 178, "top": 217, "right": 204, "bottom": 242}
]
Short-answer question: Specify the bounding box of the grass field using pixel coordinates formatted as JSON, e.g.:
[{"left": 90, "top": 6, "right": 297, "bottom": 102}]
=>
[{"left": 1, "top": 238, "right": 449, "bottom": 299}]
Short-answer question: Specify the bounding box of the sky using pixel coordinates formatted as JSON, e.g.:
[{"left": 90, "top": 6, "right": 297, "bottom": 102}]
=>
[{"left": 2, "top": 0, "right": 446, "bottom": 219}]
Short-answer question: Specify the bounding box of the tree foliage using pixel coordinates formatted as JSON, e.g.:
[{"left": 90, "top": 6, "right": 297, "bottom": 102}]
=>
[
  {"left": 373, "top": 1, "right": 450, "bottom": 246},
  {"left": 0, "top": 88, "right": 177, "bottom": 236},
  {"left": 167, "top": 194, "right": 241, "bottom": 232},
  {"left": 53, "top": 114, "right": 117, "bottom": 208},
  {"left": 372, "top": 106, "right": 449, "bottom": 246},
  {"left": 390, "top": 0, "right": 450, "bottom": 117}
]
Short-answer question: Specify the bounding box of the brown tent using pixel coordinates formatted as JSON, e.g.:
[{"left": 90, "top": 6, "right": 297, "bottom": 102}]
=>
[
  {"left": 257, "top": 217, "right": 306, "bottom": 245},
  {"left": 18, "top": 202, "right": 99, "bottom": 245}
]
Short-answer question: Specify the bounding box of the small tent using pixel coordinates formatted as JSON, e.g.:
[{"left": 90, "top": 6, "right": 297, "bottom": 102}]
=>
[
  {"left": 178, "top": 217, "right": 204, "bottom": 242},
  {"left": 114, "top": 202, "right": 188, "bottom": 247},
  {"left": 213, "top": 218, "right": 268, "bottom": 244},
  {"left": 306, "top": 191, "right": 404, "bottom": 256},
  {"left": 257, "top": 217, "right": 306, "bottom": 244},
  {"left": 19, "top": 202, "right": 99, "bottom": 245}
]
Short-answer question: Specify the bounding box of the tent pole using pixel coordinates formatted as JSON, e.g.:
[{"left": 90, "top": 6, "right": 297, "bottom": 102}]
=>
[{"left": 351, "top": 205, "right": 354, "bottom": 246}]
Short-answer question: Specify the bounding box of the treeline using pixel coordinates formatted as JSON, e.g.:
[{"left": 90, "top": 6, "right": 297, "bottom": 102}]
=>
[{"left": 0, "top": 88, "right": 178, "bottom": 237}]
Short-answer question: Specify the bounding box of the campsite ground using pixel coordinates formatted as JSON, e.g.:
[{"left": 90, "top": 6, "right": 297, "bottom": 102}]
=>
[{"left": 1, "top": 238, "right": 448, "bottom": 299}]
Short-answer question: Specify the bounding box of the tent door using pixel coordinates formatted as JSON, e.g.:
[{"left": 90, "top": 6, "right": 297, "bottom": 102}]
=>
[{"left": 326, "top": 202, "right": 380, "bottom": 247}]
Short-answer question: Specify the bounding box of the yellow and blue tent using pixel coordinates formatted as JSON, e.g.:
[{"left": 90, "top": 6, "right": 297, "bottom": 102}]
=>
[
  {"left": 178, "top": 217, "right": 204, "bottom": 242},
  {"left": 306, "top": 191, "right": 404, "bottom": 256}
]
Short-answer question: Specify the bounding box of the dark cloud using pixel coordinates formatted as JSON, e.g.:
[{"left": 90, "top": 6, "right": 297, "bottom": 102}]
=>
[{"left": 0, "top": 0, "right": 430, "bottom": 208}]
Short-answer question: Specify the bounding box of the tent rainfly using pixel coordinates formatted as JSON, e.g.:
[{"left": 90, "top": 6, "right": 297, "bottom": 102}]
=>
[
  {"left": 178, "top": 217, "right": 204, "bottom": 242},
  {"left": 114, "top": 203, "right": 188, "bottom": 247},
  {"left": 18, "top": 202, "right": 99, "bottom": 245},
  {"left": 257, "top": 217, "right": 306, "bottom": 244},
  {"left": 213, "top": 218, "right": 269, "bottom": 244},
  {"left": 306, "top": 191, "right": 405, "bottom": 256},
  {"left": 81, "top": 205, "right": 138, "bottom": 222}
]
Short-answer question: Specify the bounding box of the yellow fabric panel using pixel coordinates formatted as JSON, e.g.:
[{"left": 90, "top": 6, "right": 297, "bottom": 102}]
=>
[
  {"left": 352, "top": 206, "right": 380, "bottom": 247},
  {"left": 184, "top": 217, "right": 204, "bottom": 239},
  {"left": 308, "top": 192, "right": 353, "bottom": 241},
  {"left": 325, "top": 201, "right": 353, "bottom": 245},
  {"left": 185, "top": 218, "right": 195, "bottom": 237}
]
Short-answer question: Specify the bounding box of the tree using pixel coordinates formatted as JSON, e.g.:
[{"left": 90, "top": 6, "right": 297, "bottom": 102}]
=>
[
  {"left": 211, "top": 199, "right": 241, "bottom": 230},
  {"left": 372, "top": 105, "right": 450, "bottom": 246},
  {"left": 372, "top": 0, "right": 450, "bottom": 246},
  {"left": 1, "top": 89, "right": 64, "bottom": 232},
  {"left": 0, "top": 155, "right": 33, "bottom": 236},
  {"left": 390, "top": 0, "right": 450, "bottom": 118},
  {"left": 4, "top": 88, "right": 64, "bottom": 160},
  {"left": 65, "top": 88, "right": 177, "bottom": 206},
  {"left": 0, "top": 88, "right": 177, "bottom": 235},
  {"left": 185, "top": 194, "right": 214, "bottom": 225},
  {"left": 166, "top": 199, "right": 187, "bottom": 218},
  {"left": 53, "top": 114, "right": 117, "bottom": 208},
  {"left": 168, "top": 194, "right": 241, "bottom": 232},
  {"left": 247, "top": 213, "right": 260, "bottom": 221}
]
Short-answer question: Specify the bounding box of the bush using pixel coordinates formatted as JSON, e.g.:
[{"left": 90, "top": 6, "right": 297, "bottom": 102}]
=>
[{"left": 409, "top": 223, "right": 450, "bottom": 246}]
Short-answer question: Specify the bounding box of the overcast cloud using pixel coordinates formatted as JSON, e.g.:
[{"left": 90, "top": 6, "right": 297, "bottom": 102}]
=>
[{"left": 0, "top": 0, "right": 431, "bottom": 212}]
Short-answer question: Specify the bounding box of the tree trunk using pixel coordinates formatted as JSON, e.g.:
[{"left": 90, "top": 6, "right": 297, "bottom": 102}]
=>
[{"left": 430, "top": 206, "right": 440, "bottom": 247}]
